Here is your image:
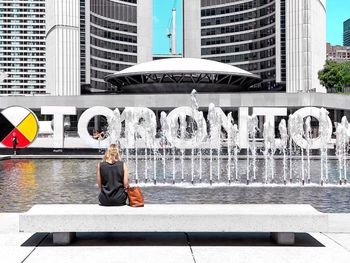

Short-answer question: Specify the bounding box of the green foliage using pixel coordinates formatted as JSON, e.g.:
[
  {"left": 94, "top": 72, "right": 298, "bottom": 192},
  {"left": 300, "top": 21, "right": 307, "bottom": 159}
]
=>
[
  {"left": 318, "top": 60, "right": 350, "bottom": 92},
  {"left": 342, "top": 62, "right": 350, "bottom": 87}
]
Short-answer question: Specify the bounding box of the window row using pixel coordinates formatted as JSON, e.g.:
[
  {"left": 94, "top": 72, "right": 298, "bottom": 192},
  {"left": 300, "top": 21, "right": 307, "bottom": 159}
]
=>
[
  {"left": 2, "top": 74, "right": 44, "bottom": 78},
  {"left": 207, "top": 47, "right": 275, "bottom": 63},
  {"left": 0, "top": 30, "right": 44, "bottom": 34},
  {"left": 120, "top": 0, "right": 137, "bottom": 4},
  {"left": 91, "top": 47, "right": 137, "bottom": 63},
  {"left": 202, "top": 37, "right": 275, "bottom": 55},
  {"left": 202, "top": 16, "right": 275, "bottom": 36},
  {"left": 0, "top": 35, "right": 44, "bottom": 39},
  {"left": 0, "top": 13, "right": 45, "bottom": 17},
  {"left": 0, "top": 46, "right": 44, "bottom": 50},
  {"left": 91, "top": 14, "right": 137, "bottom": 34},
  {"left": 90, "top": 70, "right": 107, "bottom": 80},
  {"left": 0, "top": 25, "right": 44, "bottom": 29},
  {"left": 0, "top": 9, "right": 44, "bottom": 13},
  {"left": 234, "top": 59, "right": 276, "bottom": 72},
  {"left": 201, "top": 0, "right": 274, "bottom": 16},
  {"left": 0, "top": 52, "right": 45, "bottom": 57},
  {"left": 201, "top": 4, "right": 275, "bottom": 27},
  {"left": 1, "top": 79, "right": 45, "bottom": 83},
  {"left": 91, "top": 79, "right": 111, "bottom": 90},
  {"left": 0, "top": 41, "right": 44, "bottom": 45},
  {"left": 91, "top": 58, "right": 131, "bottom": 72},
  {"left": 0, "top": 63, "right": 45, "bottom": 66},
  {"left": 0, "top": 89, "right": 46, "bottom": 95},
  {"left": 91, "top": 37, "right": 137, "bottom": 53},
  {"left": 91, "top": 0, "right": 137, "bottom": 24},
  {"left": 90, "top": 26, "right": 137, "bottom": 43},
  {"left": 202, "top": 27, "right": 275, "bottom": 45},
  {"left": 0, "top": 19, "right": 44, "bottom": 23},
  {"left": 0, "top": 67, "right": 44, "bottom": 70},
  {"left": 0, "top": 3, "right": 44, "bottom": 7}
]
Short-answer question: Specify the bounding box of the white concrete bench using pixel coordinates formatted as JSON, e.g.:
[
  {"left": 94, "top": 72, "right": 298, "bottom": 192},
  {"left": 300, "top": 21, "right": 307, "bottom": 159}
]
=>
[{"left": 19, "top": 204, "right": 328, "bottom": 245}]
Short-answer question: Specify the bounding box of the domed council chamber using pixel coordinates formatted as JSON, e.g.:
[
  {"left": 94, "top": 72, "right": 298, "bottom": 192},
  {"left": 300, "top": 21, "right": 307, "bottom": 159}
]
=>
[{"left": 104, "top": 58, "right": 261, "bottom": 93}]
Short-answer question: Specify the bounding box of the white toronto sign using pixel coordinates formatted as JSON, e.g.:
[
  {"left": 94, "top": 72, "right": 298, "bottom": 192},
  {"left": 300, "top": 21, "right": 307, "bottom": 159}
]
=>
[{"left": 34, "top": 106, "right": 337, "bottom": 149}]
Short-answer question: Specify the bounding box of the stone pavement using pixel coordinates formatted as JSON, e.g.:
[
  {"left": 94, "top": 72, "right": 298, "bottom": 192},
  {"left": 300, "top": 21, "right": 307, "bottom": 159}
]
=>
[{"left": 1, "top": 213, "right": 350, "bottom": 263}]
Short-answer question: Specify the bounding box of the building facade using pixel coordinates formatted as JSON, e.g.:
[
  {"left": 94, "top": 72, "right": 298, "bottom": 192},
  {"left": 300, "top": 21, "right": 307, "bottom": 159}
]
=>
[
  {"left": 0, "top": 0, "right": 46, "bottom": 95},
  {"left": 44, "top": 0, "right": 152, "bottom": 94},
  {"left": 327, "top": 43, "right": 350, "bottom": 62},
  {"left": 183, "top": 0, "right": 326, "bottom": 93},
  {"left": 344, "top": 18, "right": 350, "bottom": 47},
  {"left": 286, "top": 0, "right": 326, "bottom": 93},
  {"left": 84, "top": 0, "right": 152, "bottom": 91},
  {"left": 80, "top": 0, "right": 87, "bottom": 86},
  {"left": 45, "top": 0, "right": 81, "bottom": 96}
]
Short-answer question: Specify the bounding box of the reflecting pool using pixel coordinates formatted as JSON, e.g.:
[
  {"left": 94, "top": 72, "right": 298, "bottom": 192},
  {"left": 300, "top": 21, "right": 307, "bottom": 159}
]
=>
[{"left": 0, "top": 159, "right": 349, "bottom": 213}]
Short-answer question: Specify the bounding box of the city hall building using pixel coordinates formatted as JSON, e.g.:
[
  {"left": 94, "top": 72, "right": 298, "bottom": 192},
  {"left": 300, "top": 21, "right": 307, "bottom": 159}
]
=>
[
  {"left": 1, "top": 0, "right": 347, "bottom": 152},
  {"left": 42, "top": 0, "right": 326, "bottom": 95},
  {"left": 184, "top": 0, "right": 326, "bottom": 93}
]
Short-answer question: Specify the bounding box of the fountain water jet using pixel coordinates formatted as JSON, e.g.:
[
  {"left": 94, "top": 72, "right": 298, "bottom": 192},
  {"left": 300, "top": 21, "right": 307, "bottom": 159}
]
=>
[
  {"left": 208, "top": 103, "right": 220, "bottom": 185},
  {"left": 102, "top": 91, "right": 349, "bottom": 187},
  {"left": 288, "top": 114, "right": 294, "bottom": 183},
  {"left": 341, "top": 116, "right": 349, "bottom": 184},
  {"left": 305, "top": 116, "right": 312, "bottom": 184},
  {"left": 227, "top": 112, "right": 234, "bottom": 184},
  {"left": 278, "top": 119, "right": 288, "bottom": 185},
  {"left": 179, "top": 112, "right": 186, "bottom": 182},
  {"left": 247, "top": 115, "right": 259, "bottom": 183},
  {"left": 319, "top": 108, "right": 331, "bottom": 185},
  {"left": 263, "top": 119, "right": 275, "bottom": 184},
  {"left": 335, "top": 118, "right": 349, "bottom": 185},
  {"left": 246, "top": 115, "right": 255, "bottom": 185},
  {"left": 232, "top": 124, "right": 239, "bottom": 182},
  {"left": 160, "top": 111, "right": 168, "bottom": 183}
]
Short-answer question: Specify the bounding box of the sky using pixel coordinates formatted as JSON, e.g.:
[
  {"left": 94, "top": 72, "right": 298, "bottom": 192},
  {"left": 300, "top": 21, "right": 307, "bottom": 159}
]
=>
[
  {"left": 153, "top": 0, "right": 183, "bottom": 55},
  {"left": 326, "top": 0, "right": 350, "bottom": 45},
  {"left": 153, "top": 0, "right": 350, "bottom": 55}
]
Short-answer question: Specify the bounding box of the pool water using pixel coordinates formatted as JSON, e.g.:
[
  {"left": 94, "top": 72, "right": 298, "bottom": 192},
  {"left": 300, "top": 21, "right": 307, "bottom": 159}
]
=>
[{"left": 0, "top": 159, "right": 349, "bottom": 213}]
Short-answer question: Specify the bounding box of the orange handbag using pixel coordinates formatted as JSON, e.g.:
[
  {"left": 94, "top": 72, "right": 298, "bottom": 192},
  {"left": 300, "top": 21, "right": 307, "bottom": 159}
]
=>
[{"left": 127, "top": 187, "right": 144, "bottom": 207}]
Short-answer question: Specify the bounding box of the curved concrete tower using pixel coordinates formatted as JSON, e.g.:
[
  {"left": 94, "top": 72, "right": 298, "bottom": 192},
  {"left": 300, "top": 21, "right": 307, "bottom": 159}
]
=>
[{"left": 46, "top": 0, "right": 81, "bottom": 96}]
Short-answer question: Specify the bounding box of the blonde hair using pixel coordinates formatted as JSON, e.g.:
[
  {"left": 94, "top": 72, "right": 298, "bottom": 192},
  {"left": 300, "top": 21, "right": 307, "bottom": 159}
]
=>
[{"left": 103, "top": 144, "right": 121, "bottom": 163}]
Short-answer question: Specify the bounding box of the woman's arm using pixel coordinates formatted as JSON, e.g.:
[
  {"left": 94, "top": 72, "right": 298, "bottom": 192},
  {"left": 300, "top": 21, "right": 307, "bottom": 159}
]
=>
[
  {"left": 97, "top": 162, "right": 101, "bottom": 191},
  {"left": 123, "top": 162, "right": 129, "bottom": 189}
]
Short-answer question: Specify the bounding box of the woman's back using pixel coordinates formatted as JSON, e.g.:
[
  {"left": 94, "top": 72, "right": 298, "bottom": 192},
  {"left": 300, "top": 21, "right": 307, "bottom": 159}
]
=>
[{"left": 98, "top": 160, "right": 127, "bottom": 206}]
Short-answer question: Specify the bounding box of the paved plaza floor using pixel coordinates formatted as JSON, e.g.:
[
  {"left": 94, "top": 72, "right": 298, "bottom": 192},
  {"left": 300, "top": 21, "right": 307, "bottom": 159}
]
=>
[{"left": 1, "top": 213, "right": 350, "bottom": 263}]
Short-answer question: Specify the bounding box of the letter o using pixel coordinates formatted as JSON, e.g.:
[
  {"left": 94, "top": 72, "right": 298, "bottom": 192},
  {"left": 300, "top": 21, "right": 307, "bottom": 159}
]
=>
[
  {"left": 291, "top": 107, "right": 332, "bottom": 149},
  {"left": 166, "top": 106, "right": 207, "bottom": 149}
]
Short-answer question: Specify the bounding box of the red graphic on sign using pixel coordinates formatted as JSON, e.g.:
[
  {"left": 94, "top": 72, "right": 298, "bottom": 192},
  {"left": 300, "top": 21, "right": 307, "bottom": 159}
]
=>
[{"left": 1, "top": 128, "right": 31, "bottom": 148}]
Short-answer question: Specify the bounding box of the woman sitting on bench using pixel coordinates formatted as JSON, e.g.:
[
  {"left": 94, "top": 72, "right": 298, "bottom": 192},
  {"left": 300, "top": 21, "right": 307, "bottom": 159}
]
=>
[{"left": 97, "top": 144, "right": 129, "bottom": 206}]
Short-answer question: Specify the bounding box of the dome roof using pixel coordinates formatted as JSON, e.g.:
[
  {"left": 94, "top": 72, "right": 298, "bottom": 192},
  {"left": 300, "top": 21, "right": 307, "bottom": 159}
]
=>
[
  {"left": 116, "top": 58, "right": 256, "bottom": 76},
  {"left": 104, "top": 58, "right": 261, "bottom": 93}
]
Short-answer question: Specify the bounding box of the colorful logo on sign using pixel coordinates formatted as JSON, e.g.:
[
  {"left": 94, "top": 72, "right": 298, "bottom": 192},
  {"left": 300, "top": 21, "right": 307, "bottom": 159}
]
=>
[{"left": 0, "top": 106, "right": 39, "bottom": 148}]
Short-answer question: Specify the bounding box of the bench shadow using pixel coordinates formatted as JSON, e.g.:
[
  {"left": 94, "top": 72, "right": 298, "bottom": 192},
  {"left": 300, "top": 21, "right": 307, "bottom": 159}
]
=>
[
  {"left": 187, "top": 233, "right": 324, "bottom": 247},
  {"left": 21, "top": 232, "right": 324, "bottom": 247}
]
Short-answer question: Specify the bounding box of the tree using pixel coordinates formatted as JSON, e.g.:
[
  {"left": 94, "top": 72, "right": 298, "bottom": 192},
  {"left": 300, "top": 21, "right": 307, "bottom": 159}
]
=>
[
  {"left": 342, "top": 62, "right": 350, "bottom": 88},
  {"left": 318, "top": 60, "right": 350, "bottom": 92}
]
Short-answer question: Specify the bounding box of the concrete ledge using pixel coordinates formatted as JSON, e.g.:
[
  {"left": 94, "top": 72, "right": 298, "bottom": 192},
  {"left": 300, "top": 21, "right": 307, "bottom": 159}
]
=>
[
  {"left": 327, "top": 214, "right": 350, "bottom": 233},
  {"left": 20, "top": 204, "right": 328, "bottom": 235},
  {"left": 1, "top": 93, "right": 350, "bottom": 110},
  {"left": 10, "top": 155, "right": 102, "bottom": 159}
]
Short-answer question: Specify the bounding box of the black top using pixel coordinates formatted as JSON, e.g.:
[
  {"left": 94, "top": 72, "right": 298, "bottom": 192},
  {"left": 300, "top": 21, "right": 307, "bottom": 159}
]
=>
[
  {"left": 98, "top": 161, "right": 127, "bottom": 206},
  {"left": 12, "top": 136, "right": 18, "bottom": 146}
]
